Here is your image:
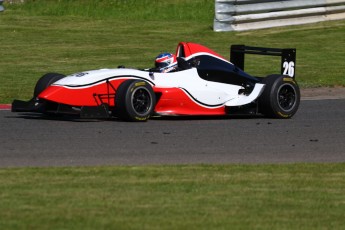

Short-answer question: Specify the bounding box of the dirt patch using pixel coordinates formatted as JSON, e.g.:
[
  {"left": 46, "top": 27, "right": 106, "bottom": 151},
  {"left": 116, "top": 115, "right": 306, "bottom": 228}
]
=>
[{"left": 301, "top": 87, "right": 345, "bottom": 100}]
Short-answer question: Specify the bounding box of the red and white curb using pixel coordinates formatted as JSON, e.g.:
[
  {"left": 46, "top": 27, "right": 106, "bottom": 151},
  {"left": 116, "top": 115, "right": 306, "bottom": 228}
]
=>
[{"left": 0, "top": 104, "right": 11, "bottom": 110}]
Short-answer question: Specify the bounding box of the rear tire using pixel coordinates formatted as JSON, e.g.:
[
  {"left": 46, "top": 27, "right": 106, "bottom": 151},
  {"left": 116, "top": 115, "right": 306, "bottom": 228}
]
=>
[
  {"left": 34, "top": 73, "right": 66, "bottom": 97},
  {"left": 259, "top": 75, "right": 300, "bottom": 118},
  {"left": 115, "top": 79, "right": 156, "bottom": 122}
]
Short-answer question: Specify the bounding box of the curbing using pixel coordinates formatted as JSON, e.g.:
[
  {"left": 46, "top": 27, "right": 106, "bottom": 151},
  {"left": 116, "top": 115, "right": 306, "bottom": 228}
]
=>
[{"left": 0, "top": 104, "right": 11, "bottom": 110}]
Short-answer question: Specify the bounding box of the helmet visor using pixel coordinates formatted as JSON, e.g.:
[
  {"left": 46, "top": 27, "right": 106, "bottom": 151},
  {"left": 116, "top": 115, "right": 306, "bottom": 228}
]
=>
[{"left": 155, "top": 61, "right": 169, "bottom": 69}]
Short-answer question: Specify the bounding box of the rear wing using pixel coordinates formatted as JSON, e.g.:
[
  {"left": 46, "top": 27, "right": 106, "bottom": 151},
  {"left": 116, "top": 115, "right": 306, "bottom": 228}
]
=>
[{"left": 230, "top": 45, "right": 296, "bottom": 78}]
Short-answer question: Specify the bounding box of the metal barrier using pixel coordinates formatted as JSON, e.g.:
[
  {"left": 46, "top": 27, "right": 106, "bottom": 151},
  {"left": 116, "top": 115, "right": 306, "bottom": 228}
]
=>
[
  {"left": 214, "top": 0, "right": 345, "bottom": 31},
  {"left": 0, "top": 0, "right": 4, "bottom": 12}
]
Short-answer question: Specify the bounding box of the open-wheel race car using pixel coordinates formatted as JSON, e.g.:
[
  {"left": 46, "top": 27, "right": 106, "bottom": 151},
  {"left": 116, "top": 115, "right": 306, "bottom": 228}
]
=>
[{"left": 12, "top": 42, "right": 300, "bottom": 121}]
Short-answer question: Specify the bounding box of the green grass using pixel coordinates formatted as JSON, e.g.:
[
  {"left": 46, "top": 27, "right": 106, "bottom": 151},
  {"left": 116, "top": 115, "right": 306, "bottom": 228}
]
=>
[
  {"left": 1, "top": 164, "right": 345, "bottom": 229},
  {"left": 0, "top": 0, "right": 345, "bottom": 103},
  {"left": 5, "top": 0, "right": 213, "bottom": 21}
]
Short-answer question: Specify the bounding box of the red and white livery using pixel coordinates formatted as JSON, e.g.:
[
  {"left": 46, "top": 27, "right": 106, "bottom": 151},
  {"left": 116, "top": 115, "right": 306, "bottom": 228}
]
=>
[{"left": 12, "top": 42, "right": 300, "bottom": 121}]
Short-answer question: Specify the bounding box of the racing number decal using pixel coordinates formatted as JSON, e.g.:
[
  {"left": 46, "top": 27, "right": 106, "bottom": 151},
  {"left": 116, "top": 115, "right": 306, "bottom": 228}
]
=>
[{"left": 283, "top": 61, "right": 295, "bottom": 77}]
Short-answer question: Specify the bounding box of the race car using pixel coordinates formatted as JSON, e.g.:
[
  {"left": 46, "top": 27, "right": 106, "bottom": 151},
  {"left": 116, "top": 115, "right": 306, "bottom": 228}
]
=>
[{"left": 12, "top": 42, "right": 300, "bottom": 121}]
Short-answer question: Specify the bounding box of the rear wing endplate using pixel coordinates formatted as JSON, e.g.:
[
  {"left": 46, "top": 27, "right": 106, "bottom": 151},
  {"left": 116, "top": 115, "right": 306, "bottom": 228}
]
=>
[{"left": 230, "top": 45, "right": 296, "bottom": 78}]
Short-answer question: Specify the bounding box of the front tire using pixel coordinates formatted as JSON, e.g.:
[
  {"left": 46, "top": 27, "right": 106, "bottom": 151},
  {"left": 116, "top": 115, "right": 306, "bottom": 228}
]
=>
[
  {"left": 259, "top": 75, "right": 300, "bottom": 118},
  {"left": 115, "top": 79, "right": 156, "bottom": 122},
  {"left": 34, "top": 73, "right": 66, "bottom": 97}
]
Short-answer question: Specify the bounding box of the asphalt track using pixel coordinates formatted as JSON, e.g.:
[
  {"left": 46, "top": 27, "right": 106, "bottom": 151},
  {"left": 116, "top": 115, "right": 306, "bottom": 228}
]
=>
[{"left": 0, "top": 99, "right": 344, "bottom": 167}]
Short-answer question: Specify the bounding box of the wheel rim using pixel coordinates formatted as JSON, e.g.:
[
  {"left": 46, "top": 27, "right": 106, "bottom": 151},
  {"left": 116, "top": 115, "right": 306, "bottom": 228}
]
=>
[
  {"left": 131, "top": 87, "right": 152, "bottom": 115},
  {"left": 277, "top": 83, "right": 297, "bottom": 112}
]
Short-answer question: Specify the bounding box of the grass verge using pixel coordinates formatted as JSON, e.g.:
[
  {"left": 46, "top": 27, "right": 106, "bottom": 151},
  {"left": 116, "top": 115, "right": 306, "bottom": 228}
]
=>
[{"left": 1, "top": 164, "right": 345, "bottom": 229}]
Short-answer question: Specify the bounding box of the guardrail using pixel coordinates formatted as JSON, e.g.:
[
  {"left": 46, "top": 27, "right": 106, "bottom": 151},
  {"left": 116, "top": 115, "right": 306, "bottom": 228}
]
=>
[
  {"left": 0, "top": 0, "right": 4, "bottom": 12},
  {"left": 214, "top": 0, "right": 345, "bottom": 31}
]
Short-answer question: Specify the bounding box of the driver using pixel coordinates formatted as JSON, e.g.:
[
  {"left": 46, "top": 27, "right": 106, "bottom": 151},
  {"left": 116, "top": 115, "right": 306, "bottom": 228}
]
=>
[{"left": 154, "top": 53, "right": 178, "bottom": 73}]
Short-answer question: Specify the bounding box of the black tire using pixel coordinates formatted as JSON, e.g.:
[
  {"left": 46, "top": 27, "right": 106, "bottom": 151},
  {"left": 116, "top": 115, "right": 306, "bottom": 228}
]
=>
[
  {"left": 34, "top": 73, "right": 66, "bottom": 97},
  {"left": 259, "top": 75, "right": 300, "bottom": 118},
  {"left": 115, "top": 79, "right": 156, "bottom": 122}
]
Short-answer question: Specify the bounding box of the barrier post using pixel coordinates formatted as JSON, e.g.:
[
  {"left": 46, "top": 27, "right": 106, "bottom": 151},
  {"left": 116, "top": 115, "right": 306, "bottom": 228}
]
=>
[{"left": 0, "top": 0, "right": 4, "bottom": 12}]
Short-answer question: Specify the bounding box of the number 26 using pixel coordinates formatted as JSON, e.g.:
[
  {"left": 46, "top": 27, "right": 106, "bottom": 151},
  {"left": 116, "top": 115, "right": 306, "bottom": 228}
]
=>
[{"left": 283, "top": 61, "right": 295, "bottom": 77}]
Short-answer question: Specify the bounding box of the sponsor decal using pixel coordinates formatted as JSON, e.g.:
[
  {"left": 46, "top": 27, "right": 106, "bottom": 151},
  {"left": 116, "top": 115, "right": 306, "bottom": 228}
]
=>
[
  {"left": 283, "top": 78, "right": 295, "bottom": 83},
  {"left": 73, "top": 72, "right": 89, "bottom": 77},
  {"left": 135, "top": 116, "right": 149, "bottom": 121},
  {"left": 135, "top": 82, "right": 146, "bottom": 87},
  {"left": 278, "top": 111, "right": 290, "bottom": 118}
]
